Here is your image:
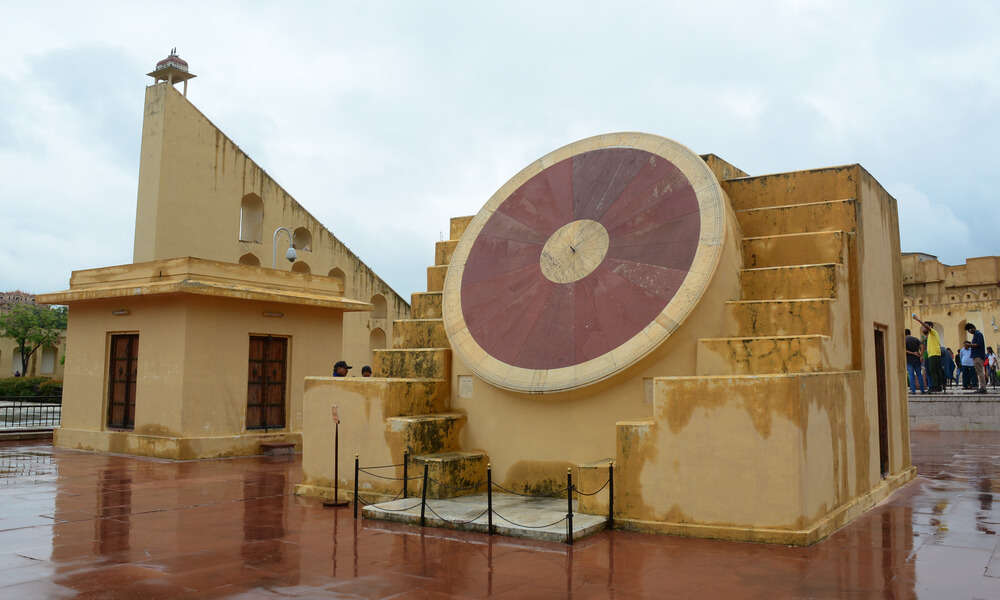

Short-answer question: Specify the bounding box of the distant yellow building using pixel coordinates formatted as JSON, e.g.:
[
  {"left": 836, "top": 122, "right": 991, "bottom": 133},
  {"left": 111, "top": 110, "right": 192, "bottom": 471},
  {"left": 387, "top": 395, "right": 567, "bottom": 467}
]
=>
[
  {"left": 901, "top": 253, "right": 1000, "bottom": 349},
  {"left": 0, "top": 291, "right": 65, "bottom": 379},
  {"left": 39, "top": 52, "right": 407, "bottom": 458}
]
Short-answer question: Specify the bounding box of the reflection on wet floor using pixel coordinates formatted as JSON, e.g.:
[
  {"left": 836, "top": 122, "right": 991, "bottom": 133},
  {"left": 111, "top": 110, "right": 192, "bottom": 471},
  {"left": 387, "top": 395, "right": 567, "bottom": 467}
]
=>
[{"left": 0, "top": 433, "right": 999, "bottom": 598}]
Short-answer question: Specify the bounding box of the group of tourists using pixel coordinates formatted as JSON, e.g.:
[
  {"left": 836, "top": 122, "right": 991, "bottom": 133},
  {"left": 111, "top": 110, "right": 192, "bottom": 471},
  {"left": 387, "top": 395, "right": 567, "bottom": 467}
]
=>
[{"left": 906, "top": 315, "right": 997, "bottom": 395}]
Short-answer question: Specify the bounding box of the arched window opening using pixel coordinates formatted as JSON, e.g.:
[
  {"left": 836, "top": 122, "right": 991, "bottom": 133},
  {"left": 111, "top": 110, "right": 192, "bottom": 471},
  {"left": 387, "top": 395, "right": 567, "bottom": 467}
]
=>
[
  {"left": 40, "top": 347, "right": 56, "bottom": 374},
  {"left": 239, "top": 194, "right": 264, "bottom": 243},
  {"left": 950, "top": 295, "right": 958, "bottom": 302},
  {"left": 370, "top": 294, "right": 387, "bottom": 319},
  {"left": 328, "top": 267, "right": 346, "bottom": 294},
  {"left": 291, "top": 261, "right": 311, "bottom": 274},
  {"left": 239, "top": 253, "right": 261, "bottom": 266},
  {"left": 292, "top": 227, "right": 312, "bottom": 251},
  {"left": 965, "top": 293, "right": 974, "bottom": 301},
  {"left": 981, "top": 292, "right": 990, "bottom": 300},
  {"left": 902, "top": 298, "right": 911, "bottom": 307},
  {"left": 370, "top": 328, "right": 386, "bottom": 352}
]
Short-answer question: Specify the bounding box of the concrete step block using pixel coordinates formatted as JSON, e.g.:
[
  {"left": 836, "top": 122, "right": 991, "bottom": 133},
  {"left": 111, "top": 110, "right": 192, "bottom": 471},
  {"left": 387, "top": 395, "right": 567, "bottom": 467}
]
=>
[
  {"left": 727, "top": 299, "right": 833, "bottom": 336},
  {"left": 435, "top": 240, "right": 458, "bottom": 266},
  {"left": 696, "top": 335, "right": 833, "bottom": 375},
  {"left": 721, "top": 167, "right": 858, "bottom": 211},
  {"left": 411, "top": 292, "right": 443, "bottom": 319},
  {"left": 450, "top": 216, "right": 475, "bottom": 241},
  {"left": 740, "top": 264, "right": 839, "bottom": 300},
  {"left": 392, "top": 319, "right": 448, "bottom": 349},
  {"left": 736, "top": 199, "right": 857, "bottom": 237},
  {"left": 386, "top": 413, "right": 465, "bottom": 456},
  {"left": 374, "top": 348, "right": 451, "bottom": 379},
  {"left": 427, "top": 265, "right": 448, "bottom": 292},
  {"left": 742, "top": 231, "right": 846, "bottom": 269},
  {"left": 411, "top": 450, "right": 488, "bottom": 499}
]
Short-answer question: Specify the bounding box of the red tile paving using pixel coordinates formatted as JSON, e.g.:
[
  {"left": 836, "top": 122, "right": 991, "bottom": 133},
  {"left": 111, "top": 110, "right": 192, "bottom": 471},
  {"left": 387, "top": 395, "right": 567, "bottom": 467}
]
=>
[{"left": 0, "top": 433, "right": 998, "bottom": 598}]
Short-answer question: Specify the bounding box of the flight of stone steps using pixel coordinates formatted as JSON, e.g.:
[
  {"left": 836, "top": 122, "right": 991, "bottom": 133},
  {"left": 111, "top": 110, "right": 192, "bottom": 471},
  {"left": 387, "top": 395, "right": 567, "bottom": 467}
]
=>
[
  {"left": 694, "top": 175, "right": 857, "bottom": 376},
  {"left": 371, "top": 216, "right": 487, "bottom": 498}
]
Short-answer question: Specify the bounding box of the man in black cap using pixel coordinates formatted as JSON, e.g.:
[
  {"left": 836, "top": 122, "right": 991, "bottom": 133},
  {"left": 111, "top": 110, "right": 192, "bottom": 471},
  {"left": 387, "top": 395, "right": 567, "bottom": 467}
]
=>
[
  {"left": 361, "top": 365, "right": 372, "bottom": 377},
  {"left": 332, "top": 360, "right": 352, "bottom": 377},
  {"left": 966, "top": 323, "right": 988, "bottom": 394}
]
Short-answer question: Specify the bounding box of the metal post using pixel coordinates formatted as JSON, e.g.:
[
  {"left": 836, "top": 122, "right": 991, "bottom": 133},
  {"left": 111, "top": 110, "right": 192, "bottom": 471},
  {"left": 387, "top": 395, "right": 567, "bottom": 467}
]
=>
[
  {"left": 566, "top": 468, "right": 574, "bottom": 545},
  {"left": 324, "top": 422, "right": 349, "bottom": 507},
  {"left": 608, "top": 461, "right": 614, "bottom": 529},
  {"left": 487, "top": 463, "right": 494, "bottom": 535},
  {"left": 353, "top": 454, "right": 360, "bottom": 519},
  {"left": 420, "top": 464, "right": 429, "bottom": 528},
  {"left": 403, "top": 450, "right": 409, "bottom": 498}
]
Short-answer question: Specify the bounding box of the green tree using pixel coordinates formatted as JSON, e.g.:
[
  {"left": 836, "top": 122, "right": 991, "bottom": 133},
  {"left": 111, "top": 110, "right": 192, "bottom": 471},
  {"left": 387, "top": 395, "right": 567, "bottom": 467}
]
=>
[{"left": 0, "top": 304, "right": 68, "bottom": 376}]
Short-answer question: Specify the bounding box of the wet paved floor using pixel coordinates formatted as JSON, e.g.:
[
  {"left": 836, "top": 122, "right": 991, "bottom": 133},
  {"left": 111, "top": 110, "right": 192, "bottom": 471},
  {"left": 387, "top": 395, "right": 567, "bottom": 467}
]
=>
[{"left": 1, "top": 434, "right": 1000, "bottom": 599}]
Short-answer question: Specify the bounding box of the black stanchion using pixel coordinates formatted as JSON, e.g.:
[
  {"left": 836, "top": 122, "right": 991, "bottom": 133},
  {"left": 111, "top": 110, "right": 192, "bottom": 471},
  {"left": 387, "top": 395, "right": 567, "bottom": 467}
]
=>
[
  {"left": 353, "top": 454, "right": 360, "bottom": 519},
  {"left": 566, "top": 468, "right": 574, "bottom": 545},
  {"left": 608, "top": 461, "right": 614, "bottom": 529},
  {"left": 487, "top": 463, "right": 494, "bottom": 535},
  {"left": 403, "top": 450, "right": 409, "bottom": 498},
  {"left": 324, "top": 419, "right": 349, "bottom": 507},
  {"left": 420, "top": 463, "right": 429, "bottom": 527}
]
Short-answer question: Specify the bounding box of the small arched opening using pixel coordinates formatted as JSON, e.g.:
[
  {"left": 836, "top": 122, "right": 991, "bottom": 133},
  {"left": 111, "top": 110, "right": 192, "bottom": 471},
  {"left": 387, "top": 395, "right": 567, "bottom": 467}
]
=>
[
  {"left": 239, "top": 252, "right": 261, "bottom": 266},
  {"left": 291, "top": 261, "right": 311, "bottom": 274},
  {"left": 239, "top": 194, "right": 264, "bottom": 242},
  {"left": 370, "top": 294, "right": 387, "bottom": 319},
  {"left": 965, "top": 293, "right": 975, "bottom": 301},
  {"left": 370, "top": 328, "right": 386, "bottom": 353},
  {"left": 328, "top": 267, "right": 347, "bottom": 294},
  {"left": 982, "top": 292, "right": 990, "bottom": 300},
  {"left": 903, "top": 298, "right": 911, "bottom": 307},
  {"left": 292, "top": 227, "right": 312, "bottom": 252}
]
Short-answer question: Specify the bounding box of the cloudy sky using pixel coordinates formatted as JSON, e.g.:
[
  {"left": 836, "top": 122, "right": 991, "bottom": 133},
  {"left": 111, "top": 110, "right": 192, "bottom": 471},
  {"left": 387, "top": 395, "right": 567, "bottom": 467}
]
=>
[{"left": 1, "top": 1, "right": 997, "bottom": 299}]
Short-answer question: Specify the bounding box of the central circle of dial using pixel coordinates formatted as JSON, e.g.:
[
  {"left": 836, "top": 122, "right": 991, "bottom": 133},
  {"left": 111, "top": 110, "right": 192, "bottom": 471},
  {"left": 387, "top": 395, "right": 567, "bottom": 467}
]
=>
[{"left": 539, "top": 219, "right": 610, "bottom": 284}]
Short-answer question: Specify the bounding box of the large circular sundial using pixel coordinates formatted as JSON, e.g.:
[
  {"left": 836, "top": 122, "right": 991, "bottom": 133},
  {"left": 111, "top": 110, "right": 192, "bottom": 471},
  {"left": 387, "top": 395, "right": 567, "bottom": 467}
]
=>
[{"left": 442, "top": 133, "right": 728, "bottom": 393}]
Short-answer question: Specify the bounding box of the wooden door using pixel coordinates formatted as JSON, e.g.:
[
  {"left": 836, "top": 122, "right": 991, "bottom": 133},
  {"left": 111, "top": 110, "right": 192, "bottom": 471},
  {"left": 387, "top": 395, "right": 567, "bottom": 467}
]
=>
[
  {"left": 246, "top": 336, "right": 287, "bottom": 430},
  {"left": 107, "top": 334, "right": 138, "bottom": 430},
  {"left": 873, "top": 327, "right": 889, "bottom": 478}
]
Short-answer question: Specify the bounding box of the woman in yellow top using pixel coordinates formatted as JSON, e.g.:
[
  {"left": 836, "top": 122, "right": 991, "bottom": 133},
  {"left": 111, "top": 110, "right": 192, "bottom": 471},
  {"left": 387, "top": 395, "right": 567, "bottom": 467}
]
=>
[{"left": 913, "top": 314, "right": 943, "bottom": 393}]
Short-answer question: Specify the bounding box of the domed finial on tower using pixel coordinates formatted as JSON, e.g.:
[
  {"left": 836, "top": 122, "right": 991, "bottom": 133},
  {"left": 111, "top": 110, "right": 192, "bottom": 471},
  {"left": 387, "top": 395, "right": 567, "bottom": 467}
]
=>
[{"left": 147, "top": 48, "right": 196, "bottom": 97}]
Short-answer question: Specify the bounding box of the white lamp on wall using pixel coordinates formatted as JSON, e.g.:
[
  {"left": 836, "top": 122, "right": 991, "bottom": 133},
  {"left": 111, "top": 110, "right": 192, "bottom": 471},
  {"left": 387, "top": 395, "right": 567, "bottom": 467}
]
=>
[{"left": 272, "top": 227, "right": 297, "bottom": 268}]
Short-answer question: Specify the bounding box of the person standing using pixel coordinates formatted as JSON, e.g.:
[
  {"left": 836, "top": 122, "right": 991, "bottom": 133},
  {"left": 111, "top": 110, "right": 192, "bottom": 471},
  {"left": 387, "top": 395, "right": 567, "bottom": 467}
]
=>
[
  {"left": 913, "top": 316, "right": 943, "bottom": 392},
  {"left": 332, "top": 360, "right": 352, "bottom": 377},
  {"left": 942, "top": 347, "right": 956, "bottom": 388},
  {"left": 959, "top": 341, "right": 976, "bottom": 388},
  {"left": 965, "top": 323, "right": 988, "bottom": 394},
  {"left": 904, "top": 329, "right": 926, "bottom": 394},
  {"left": 988, "top": 347, "right": 999, "bottom": 387}
]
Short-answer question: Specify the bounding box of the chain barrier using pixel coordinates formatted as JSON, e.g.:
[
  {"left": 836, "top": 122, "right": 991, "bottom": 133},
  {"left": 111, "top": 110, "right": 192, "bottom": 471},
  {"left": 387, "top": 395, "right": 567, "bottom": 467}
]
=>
[{"left": 351, "top": 452, "right": 615, "bottom": 544}]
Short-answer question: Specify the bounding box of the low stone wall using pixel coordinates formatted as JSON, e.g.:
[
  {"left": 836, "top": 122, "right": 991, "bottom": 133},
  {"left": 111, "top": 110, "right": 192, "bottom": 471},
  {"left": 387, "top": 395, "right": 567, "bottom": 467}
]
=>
[{"left": 909, "top": 394, "right": 1000, "bottom": 431}]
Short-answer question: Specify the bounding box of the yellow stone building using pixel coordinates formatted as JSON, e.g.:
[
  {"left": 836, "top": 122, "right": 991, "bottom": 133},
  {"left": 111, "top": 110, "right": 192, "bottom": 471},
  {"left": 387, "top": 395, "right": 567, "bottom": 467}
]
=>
[
  {"left": 38, "top": 54, "right": 408, "bottom": 459},
  {"left": 296, "top": 133, "right": 916, "bottom": 545},
  {"left": 901, "top": 253, "right": 1000, "bottom": 349}
]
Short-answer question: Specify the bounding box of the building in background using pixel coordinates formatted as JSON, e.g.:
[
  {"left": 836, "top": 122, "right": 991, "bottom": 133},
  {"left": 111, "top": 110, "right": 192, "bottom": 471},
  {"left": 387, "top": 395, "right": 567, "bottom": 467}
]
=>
[
  {"left": 0, "top": 291, "right": 65, "bottom": 379},
  {"left": 901, "top": 253, "right": 1000, "bottom": 349}
]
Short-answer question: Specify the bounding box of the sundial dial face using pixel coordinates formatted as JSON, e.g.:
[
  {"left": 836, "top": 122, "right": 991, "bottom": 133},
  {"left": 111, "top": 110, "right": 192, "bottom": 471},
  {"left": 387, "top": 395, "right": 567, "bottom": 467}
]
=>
[{"left": 442, "top": 133, "right": 727, "bottom": 393}]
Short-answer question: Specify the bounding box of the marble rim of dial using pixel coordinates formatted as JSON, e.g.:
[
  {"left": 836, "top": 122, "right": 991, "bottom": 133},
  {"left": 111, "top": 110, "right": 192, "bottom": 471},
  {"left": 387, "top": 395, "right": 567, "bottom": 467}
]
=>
[{"left": 442, "top": 132, "right": 728, "bottom": 394}]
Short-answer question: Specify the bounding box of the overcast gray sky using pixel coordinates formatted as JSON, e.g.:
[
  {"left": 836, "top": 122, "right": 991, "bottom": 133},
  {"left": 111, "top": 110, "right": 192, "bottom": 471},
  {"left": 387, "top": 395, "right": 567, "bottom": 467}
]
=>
[{"left": 2, "top": 1, "right": 997, "bottom": 300}]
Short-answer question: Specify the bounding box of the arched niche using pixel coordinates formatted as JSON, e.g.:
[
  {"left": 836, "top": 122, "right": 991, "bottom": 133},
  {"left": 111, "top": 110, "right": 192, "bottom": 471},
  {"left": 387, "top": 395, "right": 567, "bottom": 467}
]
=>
[
  {"left": 291, "top": 261, "right": 311, "bottom": 274},
  {"left": 239, "top": 194, "right": 264, "bottom": 243},
  {"left": 370, "top": 293, "right": 387, "bottom": 319},
  {"left": 370, "top": 328, "right": 386, "bottom": 352},
  {"left": 292, "top": 227, "right": 312, "bottom": 251},
  {"left": 328, "top": 267, "right": 347, "bottom": 294},
  {"left": 239, "top": 252, "right": 261, "bottom": 266}
]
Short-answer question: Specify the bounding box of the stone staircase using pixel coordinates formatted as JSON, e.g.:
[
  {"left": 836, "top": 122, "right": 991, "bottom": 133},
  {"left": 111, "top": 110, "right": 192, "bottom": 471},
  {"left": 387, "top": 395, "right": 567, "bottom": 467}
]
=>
[
  {"left": 625, "top": 169, "right": 862, "bottom": 439},
  {"left": 371, "top": 216, "right": 486, "bottom": 498}
]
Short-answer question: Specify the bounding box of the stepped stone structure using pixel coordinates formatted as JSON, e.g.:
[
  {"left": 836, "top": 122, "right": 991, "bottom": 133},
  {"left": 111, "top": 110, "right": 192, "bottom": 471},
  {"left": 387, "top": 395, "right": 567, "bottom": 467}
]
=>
[
  {"left": 296, "top": 132, "right": 915, "bottom": 545},
  {"left": 901, "top": 253, "right": 1000, "bottom": 349},
  {"left": 38, "top": 53, "right": 407, "bottom": 459}
]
